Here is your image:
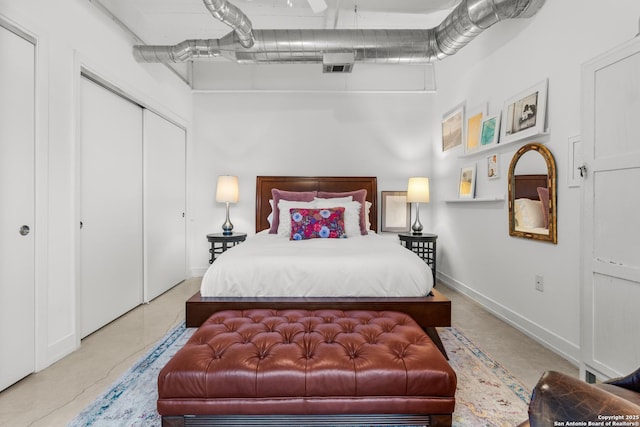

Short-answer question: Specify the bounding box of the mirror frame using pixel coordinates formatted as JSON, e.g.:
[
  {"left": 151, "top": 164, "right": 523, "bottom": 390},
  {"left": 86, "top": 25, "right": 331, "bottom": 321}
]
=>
[{"left": 508, "top": 142, "right": 557, "bottom": 244}]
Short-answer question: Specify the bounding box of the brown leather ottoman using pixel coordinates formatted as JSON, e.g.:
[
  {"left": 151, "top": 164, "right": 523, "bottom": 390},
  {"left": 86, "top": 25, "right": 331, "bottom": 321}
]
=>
[{"left": 158, "top": 309, "right": 456, "bottom": 427}]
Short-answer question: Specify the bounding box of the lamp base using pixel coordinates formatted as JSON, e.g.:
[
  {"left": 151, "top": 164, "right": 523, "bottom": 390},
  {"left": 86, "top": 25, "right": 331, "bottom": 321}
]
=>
[
  {"left": 411, "top": 202, "right": 424, "bottom": 235},
  {"left": 222, "top": 202, "right": 233, "bottom": 236}
]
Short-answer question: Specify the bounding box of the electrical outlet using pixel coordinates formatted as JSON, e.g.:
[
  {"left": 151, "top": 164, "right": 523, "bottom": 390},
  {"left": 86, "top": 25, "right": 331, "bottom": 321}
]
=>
[{"left": 535, "top": 275, "right": 544, "bottom": 292}]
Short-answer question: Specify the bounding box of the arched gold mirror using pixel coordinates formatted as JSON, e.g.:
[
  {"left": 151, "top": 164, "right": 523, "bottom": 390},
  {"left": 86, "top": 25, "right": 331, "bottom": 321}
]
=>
[{"left": 508, "top": 142, "right": 557, "bottom": 243}]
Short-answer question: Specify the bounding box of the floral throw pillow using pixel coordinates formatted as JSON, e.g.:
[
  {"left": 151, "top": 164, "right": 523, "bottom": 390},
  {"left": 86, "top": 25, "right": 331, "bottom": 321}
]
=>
[{"left": 290, "top": 207, "right": 346, "bottom": 240}]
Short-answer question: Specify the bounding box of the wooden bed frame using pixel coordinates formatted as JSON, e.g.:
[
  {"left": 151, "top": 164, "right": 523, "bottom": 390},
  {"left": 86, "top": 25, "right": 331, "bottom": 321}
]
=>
[
  {"left": 185, "top": 176, "right": 451, "bottom": 356},
  {"left": 514, "top": 174, "right": 548, "bottom": 199}
]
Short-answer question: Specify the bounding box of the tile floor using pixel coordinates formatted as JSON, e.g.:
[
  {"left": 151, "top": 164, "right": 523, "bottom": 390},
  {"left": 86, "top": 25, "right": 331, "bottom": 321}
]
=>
[{"left": 0, "top": 278, "right": 577, "bottom": 426}]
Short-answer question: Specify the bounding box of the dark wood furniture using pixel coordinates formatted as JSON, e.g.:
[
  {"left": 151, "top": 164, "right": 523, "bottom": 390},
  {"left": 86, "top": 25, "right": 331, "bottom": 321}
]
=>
[
  {"left": 513, "top": 174, "right": 547, "bottom": 200},
  {"left": 255, "top": 175, "right": 378, "bottom": 233},
  {"left": 162, "top": 310, "right": 455, "bottom": 427},
  {"left": 186, "top": 176, "right": 451, "bottom": 358},
  {"left": 398, "top": 232, "right": 437, "bottom": 283},
  {"left": 186, "top": 289, "right": 451, "bottom": 358},
  {"left": 206, "top": 232, "right": 246, "bottom": 264}
]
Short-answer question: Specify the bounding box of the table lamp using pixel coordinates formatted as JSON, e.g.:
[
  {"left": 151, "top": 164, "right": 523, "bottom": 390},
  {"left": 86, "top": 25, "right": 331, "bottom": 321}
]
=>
[
  {"left": 216, "top": 175, "right": 239, "bottom": 235},
  {"left": 407, "top": 177, "right": 430, "bottom": 235}
]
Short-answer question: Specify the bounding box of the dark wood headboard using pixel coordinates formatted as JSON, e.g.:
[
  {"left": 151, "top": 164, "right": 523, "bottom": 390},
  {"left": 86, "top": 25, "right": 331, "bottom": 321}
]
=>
[
  {"left": 256, "top": 176, "right": 378, "bottom": 233},
  {"left": 514, "top": 174, "right": 548, "bottom": 200}
]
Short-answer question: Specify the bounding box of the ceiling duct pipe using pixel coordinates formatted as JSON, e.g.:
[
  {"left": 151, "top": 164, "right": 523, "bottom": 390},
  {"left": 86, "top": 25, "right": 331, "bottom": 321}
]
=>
[
  {"left": 202, "top": 0, "right": 255, "bottom": 48},
  {"left": 133, "top": 0, "right": 545, "bottom": 65}
]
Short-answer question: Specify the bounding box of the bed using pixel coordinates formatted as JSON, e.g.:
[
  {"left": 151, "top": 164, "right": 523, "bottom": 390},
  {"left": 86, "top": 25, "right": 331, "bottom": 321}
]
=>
[
  {"left": 185, "top": 176, "right": 451, "bottom": 356},
  {"left": 513, "top": 174, "right": 549, "bottom": 234}
]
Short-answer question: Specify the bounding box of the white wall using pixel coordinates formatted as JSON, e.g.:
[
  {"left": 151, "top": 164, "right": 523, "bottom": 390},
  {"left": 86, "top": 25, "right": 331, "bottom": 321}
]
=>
[
  {"left": 191, "top": 0, "right": 640, "bottom": 367},
  {"left": 430, "top": 0, "right": 640, "bottom": 364},
  {"left": 0, "top": 0, "right": 192, "bottom": 370},
  {"left": 4, "top": 0, "right": 638, "bottom": 373},
  {"left": 190, "top": 91, "right": 435, "bottom": 273}
]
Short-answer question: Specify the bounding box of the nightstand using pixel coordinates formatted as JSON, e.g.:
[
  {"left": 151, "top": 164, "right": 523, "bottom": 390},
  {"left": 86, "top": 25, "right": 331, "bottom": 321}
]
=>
[
  {"left": 206, "top": 232, "right": 247, "bottom": 264},
  {"left": 398, "top": 233, "right": 437, "bottom": 284}
]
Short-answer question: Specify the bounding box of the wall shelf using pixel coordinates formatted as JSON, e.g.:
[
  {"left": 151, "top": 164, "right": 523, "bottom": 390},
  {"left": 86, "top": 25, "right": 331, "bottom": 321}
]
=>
[
  {"left": 445, "top": 195, "right": 505, "bottom": 203},
  {"left": 458, "top": 131, "right": 550, "bottom": 159}
]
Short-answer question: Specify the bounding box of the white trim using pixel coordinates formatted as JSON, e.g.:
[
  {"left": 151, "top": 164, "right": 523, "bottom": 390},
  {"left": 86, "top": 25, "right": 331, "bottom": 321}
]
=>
[
  {"left": 80, "top": 69, "right": 188, "bottom": 132},
  {"left": 567, "top": 135, "right": 582, "bottom": 188},
  {"left": 438, "top": 271, "right": 580, "bottom": 367}
]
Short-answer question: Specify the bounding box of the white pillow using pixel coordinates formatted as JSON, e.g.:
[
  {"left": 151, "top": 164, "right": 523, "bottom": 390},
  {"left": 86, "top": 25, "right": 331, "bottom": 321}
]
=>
[
  {"left": 267, "top": 199, "right": 273, "bottom": 226},
  {"left": 314, "top": 196, "right": 353, "bottom": 203},
  {"left": 514, "top": 198, "right": 545, "bottom": 229},
  {"left": 276, "top": 200, "right": 317, "bottom": 237},
  {"left": 312, "top": 200, "right": 362, "bottom": 238}
]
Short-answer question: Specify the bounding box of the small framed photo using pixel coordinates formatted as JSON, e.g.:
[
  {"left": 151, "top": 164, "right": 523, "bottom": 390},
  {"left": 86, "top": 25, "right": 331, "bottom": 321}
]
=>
[
  {"left": 458, "top": 165, "right": 477, "bottom": 199},
  {"left": 465, "top": 104, "right": 486, "bottom": 154},
  {"left": 442, "top": 102, "right": 465, "bottom": 152},
  {"left": 487, "top": 154, "right": 499, "bottom": 179},
  {"left": 381, "top": 191, "right": 410, "bottom": 232},
  {"left": 501, "top": 79, "right": 548, "bottom": 145},
  {"left": 480, "top": 114, "right": 501, "bottom": 148}
]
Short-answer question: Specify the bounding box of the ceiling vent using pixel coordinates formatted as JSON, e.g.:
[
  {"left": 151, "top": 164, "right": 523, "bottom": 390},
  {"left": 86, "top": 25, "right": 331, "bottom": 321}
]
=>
[{"left": 322, "top": 52, "right": 355, "bottom": 73}]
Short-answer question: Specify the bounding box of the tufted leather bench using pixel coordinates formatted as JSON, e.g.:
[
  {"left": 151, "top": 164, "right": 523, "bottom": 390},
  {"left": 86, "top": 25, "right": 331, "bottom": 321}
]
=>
[{"left": 158, "top": 309, "right": 456, "bottom": 427}]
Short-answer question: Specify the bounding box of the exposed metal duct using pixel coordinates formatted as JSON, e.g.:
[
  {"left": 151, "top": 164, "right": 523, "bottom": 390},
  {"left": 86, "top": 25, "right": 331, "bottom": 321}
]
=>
[
  {"left": 202, "top": 0, "right": 255, "bottom": 48},
  {"left": 133, "top": 0, "right": 545, "bottom": 66}
]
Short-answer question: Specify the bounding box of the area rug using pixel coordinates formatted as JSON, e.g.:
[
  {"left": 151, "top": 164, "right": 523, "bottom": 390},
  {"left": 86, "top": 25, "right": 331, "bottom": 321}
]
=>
[{"left": 68, "top": 324, "right": 530, "bottom": 427}]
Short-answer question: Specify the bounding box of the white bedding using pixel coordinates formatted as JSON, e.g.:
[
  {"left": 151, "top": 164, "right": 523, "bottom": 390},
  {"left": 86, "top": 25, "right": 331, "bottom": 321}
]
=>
[
  {"left": 515, "top": 225, "right": 549, "bottom": 235},
  {"left": 200, "top": 231, "right": 433, "bottom": 298}
]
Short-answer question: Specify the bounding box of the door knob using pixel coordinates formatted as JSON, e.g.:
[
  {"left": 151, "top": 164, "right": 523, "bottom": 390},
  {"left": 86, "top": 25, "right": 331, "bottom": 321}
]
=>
[
  {"left": 19, "top": 225, "right": 30, "bottom": 236},
  {"left": 578, "top": 165, "right": 587, "bottom": 177}
]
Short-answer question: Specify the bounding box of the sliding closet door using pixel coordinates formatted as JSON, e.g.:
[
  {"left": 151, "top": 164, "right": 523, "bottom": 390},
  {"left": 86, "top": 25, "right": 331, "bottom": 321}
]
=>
[
  {"left": 0, "top": 24, "right": 35, "bottom": 391},
  {"left": 80, "top": 77, "right": 143, "bottom": 338},
  {"left": 143, "top": 110, "right": 186, "bottom": 301}
]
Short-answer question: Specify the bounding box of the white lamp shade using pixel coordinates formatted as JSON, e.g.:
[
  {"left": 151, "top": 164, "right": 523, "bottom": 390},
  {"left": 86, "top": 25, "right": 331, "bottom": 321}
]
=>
[
  {"left": 407, "top": 177, "right": 430, "bottom": 203},
  {"left": 216, "top": 175, "right": 239, "bottom": 203}
]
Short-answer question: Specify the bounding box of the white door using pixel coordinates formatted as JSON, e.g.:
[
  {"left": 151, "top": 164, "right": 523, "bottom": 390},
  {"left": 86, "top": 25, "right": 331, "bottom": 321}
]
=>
[
  {"left": 0, "top": 24, "right": 35, "bottom": 391},
  {"left": 143, "top": 110, "right": 186, "bottom": 301},
  {"left": 581, "top": 37, "right": 640, "bottom": 380},
  {"left": 80, "top": 77, "right": 143, "bottom": 338}
]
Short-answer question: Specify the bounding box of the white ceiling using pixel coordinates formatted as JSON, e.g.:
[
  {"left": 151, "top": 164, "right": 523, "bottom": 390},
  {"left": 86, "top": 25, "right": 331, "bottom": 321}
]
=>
[{"left": 95, "top": 0, "right": 460, "bottom": 45}]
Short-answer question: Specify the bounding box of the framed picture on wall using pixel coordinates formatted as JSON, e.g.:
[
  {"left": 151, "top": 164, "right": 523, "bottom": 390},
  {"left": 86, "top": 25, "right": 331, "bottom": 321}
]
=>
[
  {"left": 480, "top": 113, "right": 500, "bottom": 148},
  {"left": 487, "top": 154, "right": 499, "bottom": 179},
  {"left": 442, "top": 102, "right": 465, "bottom": 152},
  {"left": 501, "top": 79, "right": 548, "bottom": 145},
  {"left": 464, "top": 104, "right": 486, "bottom": 154},
  {"left": 458, "top": 164, "right": 476, "bottom": 199},
  {"left": 381, "top": 191, "right": 410, "bottom": 232}
]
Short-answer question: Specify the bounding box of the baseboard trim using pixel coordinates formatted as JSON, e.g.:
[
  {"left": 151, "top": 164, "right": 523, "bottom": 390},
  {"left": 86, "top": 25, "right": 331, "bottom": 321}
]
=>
[{"left": 438, "top": 272, "right": 580, "bottom": 367}]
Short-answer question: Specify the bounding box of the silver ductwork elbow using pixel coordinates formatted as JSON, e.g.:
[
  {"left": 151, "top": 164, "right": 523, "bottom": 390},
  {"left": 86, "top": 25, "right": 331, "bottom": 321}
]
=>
[
  {"left": 433, "top": 0, "right": 545, "bottom": 58},
  {"left": 203, "top": 0, "right": 255, "bottom": 48},
  {"left": 133, "top": 0, "right": 546, "bottom": 66}
]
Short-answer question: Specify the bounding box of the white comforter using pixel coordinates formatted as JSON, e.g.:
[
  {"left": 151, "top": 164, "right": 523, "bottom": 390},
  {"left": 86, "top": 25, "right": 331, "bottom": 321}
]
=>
[{"left": 200, "top": 231, "right": 433, "bottom": 297}]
